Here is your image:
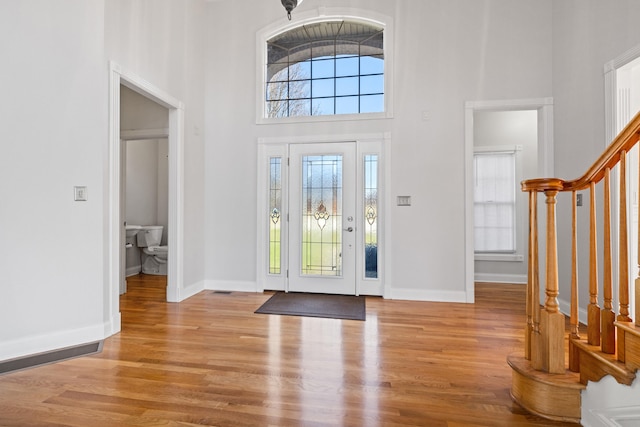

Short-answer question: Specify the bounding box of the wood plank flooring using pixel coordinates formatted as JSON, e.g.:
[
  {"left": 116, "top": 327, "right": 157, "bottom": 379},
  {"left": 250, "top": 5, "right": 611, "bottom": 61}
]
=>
[{"left": 0, "top": 277, "right": 578, "bottom": 426}]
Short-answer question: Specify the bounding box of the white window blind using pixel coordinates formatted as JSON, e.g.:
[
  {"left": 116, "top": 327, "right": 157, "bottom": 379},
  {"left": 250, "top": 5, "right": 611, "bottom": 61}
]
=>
[{"left": 474, "top": 151, "right": 516, "bottom": 253}]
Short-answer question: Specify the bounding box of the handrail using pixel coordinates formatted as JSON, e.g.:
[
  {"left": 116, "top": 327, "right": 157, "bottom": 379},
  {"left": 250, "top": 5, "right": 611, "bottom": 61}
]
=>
[{"left": 522, "top": 110, "right": 640, "bottom": 193}]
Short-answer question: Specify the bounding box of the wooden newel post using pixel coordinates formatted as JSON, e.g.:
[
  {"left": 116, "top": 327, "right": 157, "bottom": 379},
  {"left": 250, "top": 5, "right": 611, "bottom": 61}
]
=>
[{"left": 541, "top": 188, "right": 565, "bottom": 374}]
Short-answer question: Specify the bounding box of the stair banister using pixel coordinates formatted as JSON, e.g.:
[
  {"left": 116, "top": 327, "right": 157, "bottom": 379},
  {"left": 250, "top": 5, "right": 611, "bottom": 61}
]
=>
[
  {"left": 519, "top": 109, "right": 640, "bottom": 372},
  {"left": 510, "top": 111, "right": 640, "bottom": 423}
]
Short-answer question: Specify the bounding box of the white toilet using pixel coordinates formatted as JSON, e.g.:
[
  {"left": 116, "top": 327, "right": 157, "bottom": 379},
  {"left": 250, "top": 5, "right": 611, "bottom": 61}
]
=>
[{"left": 136, "top": 225, "right": 168, "bottom": 275}]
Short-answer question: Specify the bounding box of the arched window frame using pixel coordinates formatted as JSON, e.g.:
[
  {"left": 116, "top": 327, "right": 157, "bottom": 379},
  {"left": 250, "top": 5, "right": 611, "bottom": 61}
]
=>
[{"left": 256, "top": 8, "right": 394, "bottom": 124}]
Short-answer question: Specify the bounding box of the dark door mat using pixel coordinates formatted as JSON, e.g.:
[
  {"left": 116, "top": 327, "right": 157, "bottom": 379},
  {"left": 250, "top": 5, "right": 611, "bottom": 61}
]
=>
[{"left": 255, "top": 292, "right": 366, "bottom": 321}]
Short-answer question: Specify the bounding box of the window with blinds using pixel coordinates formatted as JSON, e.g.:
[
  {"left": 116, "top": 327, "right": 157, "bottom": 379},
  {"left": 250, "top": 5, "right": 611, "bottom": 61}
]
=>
[{"left": 473, "top": 151, "right": 516, "bottom": 253}]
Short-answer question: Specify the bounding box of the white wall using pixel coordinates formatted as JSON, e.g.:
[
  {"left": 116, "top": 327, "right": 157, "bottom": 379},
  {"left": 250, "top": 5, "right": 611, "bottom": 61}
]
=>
[
  {"left": 0, "top": 1, "right": 108, "bottom": 360},
  {"left": 125, "top": 139, "right": 168, "bottom": 236},
  {"left": 105, "top": 0, "right": 207, "bottom": 293},
  {"left": 204, "top": 0, "right": 553, "bottom": 299},
  {"left": 552, "top": 1, "right": 640, "bottom": 313},
  {"left": 0, "top": 0, "right": 207, "bottom": 362},
  {"left": 474, "top": 110, "right": 538, "bottom": 284}
]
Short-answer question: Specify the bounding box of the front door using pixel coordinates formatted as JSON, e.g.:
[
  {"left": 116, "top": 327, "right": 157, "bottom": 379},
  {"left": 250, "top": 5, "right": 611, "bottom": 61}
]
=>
[{"left": 288, "top": 143, "right": 356, "bottom": 294}]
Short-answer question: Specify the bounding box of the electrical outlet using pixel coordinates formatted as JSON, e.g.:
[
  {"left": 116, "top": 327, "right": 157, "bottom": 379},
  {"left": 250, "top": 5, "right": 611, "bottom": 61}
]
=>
[{"left": 576, "top": 193, "right": 582, "bottom": 207}]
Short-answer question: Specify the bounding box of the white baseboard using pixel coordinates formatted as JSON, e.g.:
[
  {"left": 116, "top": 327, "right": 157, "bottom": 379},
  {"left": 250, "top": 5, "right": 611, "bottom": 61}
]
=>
[
  {"left": 474, "top": 272, "right": 527, "bottom": 284},
  {"left": 0, "top": 321, "right": 111, "bottom": 362},
  {"left": 388, "top": 287, "right": 468, "bottom": 303},
  {"left": 205, "top": 280, "right": 259, "bottom": 293},
  {"left": 558, "top": 296, "right": 588, "bottom": 324},
  {"left": 126, "top": 265, "right": 141, "bottom": 277},
  {"left": 168, "top": 280, "right": 205, "bottom": 302}
]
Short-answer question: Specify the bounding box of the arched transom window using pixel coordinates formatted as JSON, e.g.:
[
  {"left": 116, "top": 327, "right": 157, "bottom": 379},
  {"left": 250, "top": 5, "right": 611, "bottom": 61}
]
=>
[{"left": 265, "top": 20, "right": 384, "bottom": 118}]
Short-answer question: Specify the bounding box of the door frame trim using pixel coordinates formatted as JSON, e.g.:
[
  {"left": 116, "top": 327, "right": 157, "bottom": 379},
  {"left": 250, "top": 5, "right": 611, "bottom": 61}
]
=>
[
  {"left": 464, "top": 98, "right": 554, "bottom": 303},
  {"left": 106, "top": 62, "right": 185, "bottom": 337},
  {"left": 256, "top": 132, "right": 390, "bottom": 297}
]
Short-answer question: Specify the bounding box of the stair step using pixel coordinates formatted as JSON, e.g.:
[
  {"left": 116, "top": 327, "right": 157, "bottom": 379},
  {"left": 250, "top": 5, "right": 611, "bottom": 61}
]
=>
[
  {"left": 571, "top": 338, "right": 636, "bottom": 386},
  {"left": 508, "top": 353, "right": 584, "bottom": 423},
  {"left": 616, "top": 321, "right": 640, "bottom": 372}
]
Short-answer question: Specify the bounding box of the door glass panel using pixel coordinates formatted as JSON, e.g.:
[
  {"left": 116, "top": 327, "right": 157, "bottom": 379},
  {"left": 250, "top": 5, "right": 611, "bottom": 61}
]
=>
[
  {"left": 364, "top": 155, "right": 378, "bottom": 278},
  {"left": 301, "top": 155, "right": 343, "bottom": 276},
  {"left": 269, "top": 157, "right": 282, "bottom": 274}
]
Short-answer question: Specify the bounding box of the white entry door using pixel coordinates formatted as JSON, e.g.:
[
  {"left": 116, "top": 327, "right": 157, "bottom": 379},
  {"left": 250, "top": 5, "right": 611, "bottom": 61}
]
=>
[{"left": 288, "top": 143, "right": 356, "bottom": 295}]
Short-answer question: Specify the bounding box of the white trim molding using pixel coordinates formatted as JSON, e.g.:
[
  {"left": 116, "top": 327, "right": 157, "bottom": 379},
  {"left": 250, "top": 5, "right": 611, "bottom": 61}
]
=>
[{"left": 107, "top": 62, "right": 186, "bottom": 339}]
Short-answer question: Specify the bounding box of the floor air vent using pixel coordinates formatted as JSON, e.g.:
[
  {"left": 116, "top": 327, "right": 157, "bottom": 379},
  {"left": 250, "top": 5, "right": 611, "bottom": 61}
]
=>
[{"left": 0, "top": 341, "right": 103, "bottom": 375}]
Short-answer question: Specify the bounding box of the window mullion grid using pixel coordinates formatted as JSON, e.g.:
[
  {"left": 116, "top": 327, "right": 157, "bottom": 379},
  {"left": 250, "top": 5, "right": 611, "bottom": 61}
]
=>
[
  {"left": 333, "top": 39, "right": 337, "bottom": 115},
  {"left": 309, "top": 43, "right": 313, "bottom": 116},
  {"left": 358, "top": 40, "right": 362, "bottom": 113},
  {"left": 287, "top": 53, "right": 291, "bottom": 117}
]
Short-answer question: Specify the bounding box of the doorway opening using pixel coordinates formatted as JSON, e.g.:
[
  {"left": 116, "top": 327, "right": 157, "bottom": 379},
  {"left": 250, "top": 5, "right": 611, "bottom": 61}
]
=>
[
  {"left": 121, "top": 137, "right": 169, "bottom": 291},
  {"left": 464, "top": 98, "right": 554, "bottom": 303},
  {"left": 107, "top": 62, "right": 185, "bottom": 336},
  {"left": 256, "top": 136, "right": 387, "bottom": 297}
]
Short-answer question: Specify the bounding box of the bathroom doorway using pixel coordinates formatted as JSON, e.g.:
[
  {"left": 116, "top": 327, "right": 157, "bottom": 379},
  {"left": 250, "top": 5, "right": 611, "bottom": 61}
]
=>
[
  {"left": 121, "top": 137, "right": 169, "bottom": 291},
  {"left": 108, "top": 63, "right": 185, "bottom": 334}
]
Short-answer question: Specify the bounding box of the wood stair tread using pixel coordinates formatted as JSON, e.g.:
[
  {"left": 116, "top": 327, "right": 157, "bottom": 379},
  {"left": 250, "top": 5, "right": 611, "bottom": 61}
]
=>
[
  {"left": 616, "top": 321, "right": 640, "bottom": 337},
  {"left": 508, "top": 353, "right": 585, "bottom": 389},
  {"left": 507, "top": 353, "right": 584, "bottom": 423},
  {"left": 571, "top": 338, "right": 636, "bottom": 385}
]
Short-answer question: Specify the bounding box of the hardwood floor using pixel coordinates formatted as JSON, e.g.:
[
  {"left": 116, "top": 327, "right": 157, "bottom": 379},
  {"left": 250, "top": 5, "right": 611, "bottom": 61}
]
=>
[{"left": 0, "top": 277, "right": 577, "bottom": 426}]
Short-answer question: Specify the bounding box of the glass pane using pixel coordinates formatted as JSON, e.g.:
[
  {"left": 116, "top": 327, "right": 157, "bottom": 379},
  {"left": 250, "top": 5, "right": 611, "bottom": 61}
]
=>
[
  {"left": 312, "top": 78, "right": 334, "bottom": 98},
  {"left": 336, "top": 77, "right": 358, "bottom": 96},
  {"left": 266, "top": 100, "right": 289, "bottom": 118},
  {"left": 364, "top": 155, "right": 378, "bottom": 278},
  {"left": 312, "top": 58, "right": 334, "bottom": 79},
  {"left": 266, "top": 81, "right": 288, "bottom": 101},
  {"left": 288, "top": 79, "right": 311, "bottom": 100},
  {"left": 288, "top": 98, "right": 311, "bottom": 117},
  {"left": 336, "top": 96, "right": 359, "bottom": 115},
  {"left": 269, "top": 157, "right": 282, "bottom": 274},
  {"left": 301, "top": 155, "right": 343, "bottom": 276},
  {"left": 336, "top": 56, "right": 359, "bottom": 77},
  {"left": 312, "top": 97, "right": 334, "bottom": 115},
  {"left": 361, "top": 75, "right": 383, "bottom": 95},
  {"left": 360, "top": 56, "right": 384, "bottom": 74},
  {"left": 290, "top": 61, "right": 311, "bottom": 81},
  {"left": 360, "top": 94, "right": 384, "bottom": 113}
]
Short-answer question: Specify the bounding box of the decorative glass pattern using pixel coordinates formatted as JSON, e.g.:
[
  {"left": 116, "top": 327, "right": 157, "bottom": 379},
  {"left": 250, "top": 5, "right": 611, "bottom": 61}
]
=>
[
  {"left": 301, "top": 155, "right": 342, "bottom": 276},
  {"left": 364, "top": 155, "right": 378, "bottom": 278},
  {"left": 269, "top": 157, "right": 282, "bottom": 274}
]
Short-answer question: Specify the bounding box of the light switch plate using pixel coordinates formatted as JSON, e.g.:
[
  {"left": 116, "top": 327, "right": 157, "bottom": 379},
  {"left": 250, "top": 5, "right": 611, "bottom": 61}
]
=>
[
  {"left": 74, "top": 186, "right": 88, "bottom": 201},
  {"left": 397, "top": 195, "right": 411, "bottom": 206}
]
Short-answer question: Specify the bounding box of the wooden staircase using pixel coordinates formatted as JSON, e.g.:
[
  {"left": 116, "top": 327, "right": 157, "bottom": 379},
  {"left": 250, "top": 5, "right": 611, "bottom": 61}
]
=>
[{"left": 510, "top": 112, "right": 640, "bottom": 423}]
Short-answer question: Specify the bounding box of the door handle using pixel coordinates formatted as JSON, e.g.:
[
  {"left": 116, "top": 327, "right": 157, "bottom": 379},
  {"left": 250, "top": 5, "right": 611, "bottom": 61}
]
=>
[{"left": 344, "top": 227, "right": 354, "bottom": 232}]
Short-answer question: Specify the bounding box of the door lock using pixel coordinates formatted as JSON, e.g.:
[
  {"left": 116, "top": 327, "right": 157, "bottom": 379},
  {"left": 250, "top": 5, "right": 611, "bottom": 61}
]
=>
[{"left": 344, "top": 227, "right": 354, "bottom": 232}]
